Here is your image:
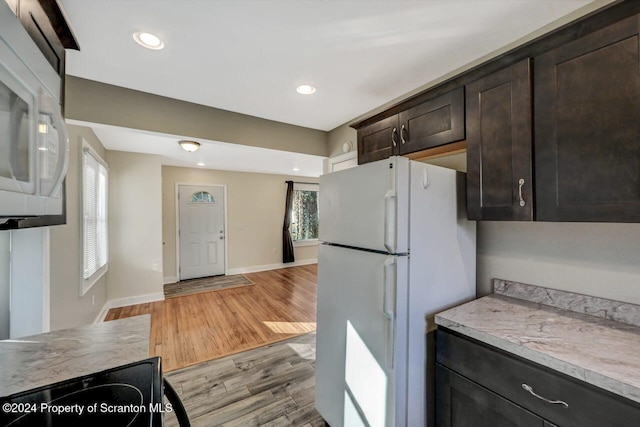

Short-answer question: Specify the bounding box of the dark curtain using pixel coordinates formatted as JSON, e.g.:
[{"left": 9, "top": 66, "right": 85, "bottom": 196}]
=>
[{"left": 283, "top": 180, "right": 295, "bottom": 263}]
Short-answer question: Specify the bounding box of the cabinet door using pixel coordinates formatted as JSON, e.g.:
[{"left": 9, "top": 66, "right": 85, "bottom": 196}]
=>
[
  {"left": 466, "top": 59, "right": 533, "bottom": 220},
  {"left": 535, "top": 14, "right": 640, "bottom": 222},
  {"left": 398, "top": 87, "right": 464, "bottom": 155},
  {"left": 436, "top": 364, "right": 544, "bottom": 427},
  {"left": 357, "top": 115, "right": 399, "bottom": 165},
  {"left": 17, "top": 0, "right": 66, "bottom": 75}
]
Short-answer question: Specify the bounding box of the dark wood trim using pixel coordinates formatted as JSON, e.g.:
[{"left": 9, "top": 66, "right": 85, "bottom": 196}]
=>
[
  {"left": 350, "top": 0, "right": 635, "bottom": 130},
  {"left": 404, "top": 140, "right": 466, "bottom": 161},
  {"left": 37, "top": 0, "right": 80, "bottom": 50}
]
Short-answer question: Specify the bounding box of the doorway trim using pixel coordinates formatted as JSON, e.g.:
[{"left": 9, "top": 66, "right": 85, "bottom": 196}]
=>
[
  {"left": 174, "top": 183, "right": 228, "bottom": 282},
  {"left": 325, "top": 150, "right": 357, "bottom": 174}
]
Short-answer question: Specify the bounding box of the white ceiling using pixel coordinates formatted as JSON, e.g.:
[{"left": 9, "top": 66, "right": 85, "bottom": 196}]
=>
[
  {"left": 60, "top": 0, "right": 597, "bottom": 176},
  {"left": 90, "top": 124, "right": 326, "bottom": 177}
]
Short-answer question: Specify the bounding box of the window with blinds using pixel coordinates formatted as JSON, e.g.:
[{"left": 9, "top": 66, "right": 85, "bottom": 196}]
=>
[{"left": 82, "top": 145, "right": 108, "bottom": 292}]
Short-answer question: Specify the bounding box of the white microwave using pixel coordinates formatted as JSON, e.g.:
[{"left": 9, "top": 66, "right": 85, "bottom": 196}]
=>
[{"left": 0, "top": 2, "right": 69, "bottom": 226}]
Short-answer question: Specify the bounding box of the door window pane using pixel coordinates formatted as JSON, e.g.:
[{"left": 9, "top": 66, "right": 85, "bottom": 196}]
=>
[{"left": 190, "top": 191, "right": 215, "bottom": 203}]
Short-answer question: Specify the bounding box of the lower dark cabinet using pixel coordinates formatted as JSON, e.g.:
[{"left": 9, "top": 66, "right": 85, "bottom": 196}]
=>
[
  {"left": 436, "top": 329, "right": 640, "bottom": 427},
  {"left": 436, "top": 364, "right": 544, "bottom": 427}
]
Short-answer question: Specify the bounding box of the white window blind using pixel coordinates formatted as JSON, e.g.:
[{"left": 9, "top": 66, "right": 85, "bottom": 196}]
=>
[{"left": 83, "top": 147, "right": 108, "bottom": 285}]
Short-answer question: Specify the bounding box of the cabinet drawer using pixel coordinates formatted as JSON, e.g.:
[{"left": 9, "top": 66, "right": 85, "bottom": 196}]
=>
[
  {"left": 436, "top": 329, "right": 640, "bottom": 427},
  {"left": 436, "top": 364, "right": 544, "bottom": 427}
]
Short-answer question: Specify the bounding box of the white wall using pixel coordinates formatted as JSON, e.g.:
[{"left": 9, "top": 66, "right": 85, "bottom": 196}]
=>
[
  {"left": 477, "top": 221, "right": 640, "bottom": 304},
  {"left": 327, "top": 123, "right": 357, "bottom": 158},
  {"left": 162, "top": 166, "right": 318, "bottom": 280},
  {"left": 107, "top": 151, "right": 164, "bottom": 301},
  {"left": 420, "top": 153, "right": 466, "bottom": 172},
  {"left": 420, "top": 153, "right": 640, "bottom": 305},
  {"left": 49, "top": 125, "right": 108, "bottom": 330},
  {"left": 9, "top": 228, "right": 48, "bottom": 337},
  {"left": 0, "top": 231, "right": 10, "bottom": 339}
]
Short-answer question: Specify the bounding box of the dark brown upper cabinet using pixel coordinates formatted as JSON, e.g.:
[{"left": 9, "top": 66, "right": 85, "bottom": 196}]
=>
[
  {"left": 466, "top": 59, "right": 533, "bottom": 221},
  {"left": 357, "top": 115, "right": 400, "bottom": 165},
  {"left": 397, "top": 87, "right": 465, "bottom": 155},
  {"left": 535, "top": 14, "right": 640, "bottom": 222},
  {"left": 356, "top": 87, "right": 465, "bottom": 165},
  {"left": 12, "top": 0, "right": 79, "bottom": 77}
]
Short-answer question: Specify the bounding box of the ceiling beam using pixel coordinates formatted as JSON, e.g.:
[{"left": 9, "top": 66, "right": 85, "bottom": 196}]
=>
[{"left": 64, "top": 76, "right": 329, "bottom": 157}]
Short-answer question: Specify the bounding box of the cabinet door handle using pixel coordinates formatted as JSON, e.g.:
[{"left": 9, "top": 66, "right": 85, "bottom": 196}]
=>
[
  {"left": 400, "top": 124, "right": 407, "bottom": 144},
  {"left": 383, "top": 190, "right": 396, "bottom": 253},
  {"left": 522, "top": 384, "right": 569, "bottom": 408},
  {"left": 382, "top": 257, "right": 396, "bottom": 368},
  {"left": 518, "top": 178, "right": 526, "bottom": 207},
  {"left": 391, "top": 127, "right": 398, "bottom": 147}
]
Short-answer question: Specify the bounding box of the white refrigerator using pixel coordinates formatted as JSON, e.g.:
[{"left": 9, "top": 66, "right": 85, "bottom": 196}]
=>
[{"left": 315, "top": 156, "right": 476, "bottom": 427}]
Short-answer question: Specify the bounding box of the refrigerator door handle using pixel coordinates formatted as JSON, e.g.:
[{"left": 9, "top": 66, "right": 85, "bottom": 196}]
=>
[
  {"left": 383, "top": 257, "right": 396, "bottom": 368},
  {"left": 384, "top": 191, "right": 396, "bottom": 253}
]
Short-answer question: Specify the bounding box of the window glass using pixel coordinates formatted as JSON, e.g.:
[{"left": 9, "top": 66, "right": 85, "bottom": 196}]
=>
[
  {"left": 190, "top": 191, "right": 215, "bottom": 203},
  {"left": 83, "top": 147, "right": 108, "bottom": 291},
  {"left": 291, "top": 184, "right": 319, "bottom": 241}
]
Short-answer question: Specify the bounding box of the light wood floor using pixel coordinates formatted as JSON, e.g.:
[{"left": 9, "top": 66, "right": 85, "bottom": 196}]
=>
[
  {"left": 105, "top": 264, "right": 318, "bottom": 372},
  {"left": 163, "top": 333, "right": 325, "bottom": 427}
]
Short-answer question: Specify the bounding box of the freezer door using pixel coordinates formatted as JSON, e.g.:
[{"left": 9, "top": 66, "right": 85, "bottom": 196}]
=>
[
  {"left": 319, "top": 156, "right": 409, "bottom": 254},
  {"left": 315, "top": 244, "right": 408, "bottom": 427}
]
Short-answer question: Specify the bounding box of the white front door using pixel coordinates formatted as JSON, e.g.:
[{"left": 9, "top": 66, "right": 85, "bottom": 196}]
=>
[{"left": 178, "top": 185, "right": 225, "bottom": 280}]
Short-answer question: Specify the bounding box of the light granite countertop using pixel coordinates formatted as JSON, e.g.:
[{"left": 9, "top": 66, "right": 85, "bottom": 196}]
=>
[
  {"left": 435, "top": 282, "right": 640, "bottom": 404},
  {"left": 0, "top": 315, "right": 150, "bottom": 397}
]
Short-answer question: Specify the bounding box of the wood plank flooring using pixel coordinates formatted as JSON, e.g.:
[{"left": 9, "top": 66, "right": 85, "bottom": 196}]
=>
[
  {"left": 163, "top": 333, "right": 325, "bottom": 427},
  {"left": 105, "top": 264, "right": 318, "bottom": 371}
]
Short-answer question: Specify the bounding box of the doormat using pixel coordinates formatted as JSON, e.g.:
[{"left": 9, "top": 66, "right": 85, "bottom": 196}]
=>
[{"left": 164, "top": 274, "right": 254, "bottom": 298}]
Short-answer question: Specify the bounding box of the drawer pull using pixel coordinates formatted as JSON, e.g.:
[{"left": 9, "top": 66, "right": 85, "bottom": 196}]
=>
[{"left": 522, "top": 384, "right": 569, "bottom": 408}]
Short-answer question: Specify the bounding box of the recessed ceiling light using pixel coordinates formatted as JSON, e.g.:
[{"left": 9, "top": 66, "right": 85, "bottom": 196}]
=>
[
  {"left": 179, "top": 140, "right": 200, "bottom": 152},
  {"left": 292, "top": 166, "right": 300, "bottom": 171},
  {"left": 197, "top": 162, "right": 206, "bottom": 167},
  {"left": 133, "top": 32, "right": 164, "bottom": 50},
  {"left": 296, "top": 84, "right": 316, "bottom": 95}
]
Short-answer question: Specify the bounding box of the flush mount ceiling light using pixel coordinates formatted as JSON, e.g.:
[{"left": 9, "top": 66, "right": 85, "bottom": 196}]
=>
[
  {"left": 197, "top": 162, "right": 206, "bottom": 167},
  {"left": 292, "top": 166, "right": 300, "bottom": 171},
  {"left": 296, "top": 84, "right": 316, "bottom": 95},
  {"left": 179, "top": 140, "right": 200, "bottom": 152},
  {"left": 133, "top": 32, "right": 164, "bottom": 50}
]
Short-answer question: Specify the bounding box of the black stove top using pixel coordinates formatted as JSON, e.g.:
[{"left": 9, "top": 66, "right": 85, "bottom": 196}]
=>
[{"left": 0, "top": 357, "right": 163, "bottom": 427}]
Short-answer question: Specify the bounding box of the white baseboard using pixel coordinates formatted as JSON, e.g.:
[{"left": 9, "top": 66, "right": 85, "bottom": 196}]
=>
[
  {"left": 163, "top": 276, "right": 178, "bottom": 285},
  {"left": 227, "top": 258, "right": 317, "bottom": 275},
  {"left": 93, "top": 302, "right": 111, "bottom": 323},
  {"left": 93, "top": 292, "right": 165, "bottom": 323}
]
